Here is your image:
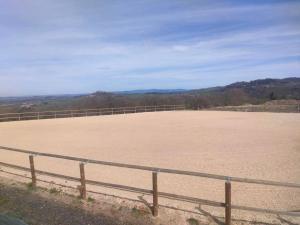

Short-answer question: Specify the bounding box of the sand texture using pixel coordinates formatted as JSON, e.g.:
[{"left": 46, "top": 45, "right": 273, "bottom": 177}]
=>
[{"left": 0, "top": 111, "right": 299, "bottom": 222}]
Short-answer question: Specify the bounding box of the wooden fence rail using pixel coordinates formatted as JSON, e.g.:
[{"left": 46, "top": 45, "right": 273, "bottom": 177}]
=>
[
  {"left": 0, "top": 105, "right": 185, "bottom": 122},
  {"left": 209, "top": 104, "right": 300, "bottom": 113},
  {"left": 0, "top": 146, "right": 300, "bottom": 223},
  {"left": 1, "top": 146, "right": 299, "bottom": 188}
]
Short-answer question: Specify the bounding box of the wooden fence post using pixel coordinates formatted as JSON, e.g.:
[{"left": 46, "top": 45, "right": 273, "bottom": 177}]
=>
[
  {"left": 225, "top": 179, "right": 231, "bottom": 225},
  {"left": 79, "top": 162, "right": 86, "bottom": 199},
  {"left": 152, "top": 172, "right": 158, "bottom": 217},
  {"left": 29, "top": 155, "right": 36, "bottom": 187}
]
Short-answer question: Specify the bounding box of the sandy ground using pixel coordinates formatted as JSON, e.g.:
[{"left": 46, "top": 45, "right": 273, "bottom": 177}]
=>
[{"left": 0, "top": 111, "right": 299, "bottom": 223}]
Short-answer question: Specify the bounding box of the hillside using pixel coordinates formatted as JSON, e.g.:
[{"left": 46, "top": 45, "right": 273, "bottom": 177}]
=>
[{"left": 0, "top": 77, "right": 299, "bottom": 113}]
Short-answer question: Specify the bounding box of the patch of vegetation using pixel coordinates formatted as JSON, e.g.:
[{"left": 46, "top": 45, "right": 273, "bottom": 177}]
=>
[
  {"left": 49, "top": 188, "right": 61, "bottom": 194},
  {"left": 64, "top": 192, "right": 76, "bottom": 198},
  {"left": 71, "top": 196, "right": 83, "bottom": 206},
  {"left": 76, "top": 195, "right": 82, "bottom": 200},
  {"left": 187, "top": 218, "right": 199, "bottom": 225},
  {"left": 87, "top": 196, "right": 95, "bottom": 203},
  {"left": 26, "top": 182, "right": 36, "bottom": 191},
  {"left": 131, "top": 206, "right": 149, "bottom": 218},
  {"left": 0, "top": 196, "right": 9, "bottom": 206},
  {"left": 0, "top": 212, "right": 27, "bottom": 225}
]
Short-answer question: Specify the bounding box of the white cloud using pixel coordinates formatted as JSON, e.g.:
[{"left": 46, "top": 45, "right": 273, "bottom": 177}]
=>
[{"left": 0, "top": 0, "right": 299, "bottom": 96}]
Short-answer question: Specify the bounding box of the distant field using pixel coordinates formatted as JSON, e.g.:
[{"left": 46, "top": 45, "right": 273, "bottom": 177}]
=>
[
  {"left": 210, "top": 100, "right": 300, "bottom": 113},
  {"left": 0, "top": 111, "right": 299, "bottom": 222}
]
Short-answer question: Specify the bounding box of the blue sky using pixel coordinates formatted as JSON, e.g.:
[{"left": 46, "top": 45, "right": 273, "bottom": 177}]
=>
[{"left": 0, "top": 0, "right": 299, "bottom": 96}]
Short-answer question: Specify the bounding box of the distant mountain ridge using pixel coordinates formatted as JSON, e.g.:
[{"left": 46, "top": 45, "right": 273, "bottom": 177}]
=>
[
  {"left": 0, "top": 77, "right": 299, "bottom": 113},
  {"left": 114, "top": 89, "right": 188, "bottom": 94}
]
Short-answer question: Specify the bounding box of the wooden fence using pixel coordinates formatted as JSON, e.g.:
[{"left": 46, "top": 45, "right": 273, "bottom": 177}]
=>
[
  {"left": 0, "top": 146, "right": 299, "bottom": 224},
  {"left": 209, "top": 104, "right": 300, "bottom": 113},
  {"left": 0, "top": 105, "right": 185, "bottom": 122}
]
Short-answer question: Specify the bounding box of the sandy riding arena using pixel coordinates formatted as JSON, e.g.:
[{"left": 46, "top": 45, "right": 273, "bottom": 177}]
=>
[{"left": 0, "top": 111, "right": 299, "bottom": 223}]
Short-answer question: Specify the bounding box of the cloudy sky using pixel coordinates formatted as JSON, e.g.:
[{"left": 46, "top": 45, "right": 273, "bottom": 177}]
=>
[{"left": 0, "top": 0, "right": 299, "bottom": 96}]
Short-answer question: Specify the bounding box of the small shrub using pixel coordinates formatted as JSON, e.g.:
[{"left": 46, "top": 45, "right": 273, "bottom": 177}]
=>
[
  {"left": 187, "top": 218, "right": 199, "bottom": 225},
  {"left": 87, "top": 196, "right": 95, "bottom": 203},
  {"left": 131, "top": 207, "right": 139, "bottom": 217},
  {"left": 49, "top": 188, "right": 60, "bottom": 194},
  {"left": 26, "top": 182, "right": 36, "bottom": 191}
]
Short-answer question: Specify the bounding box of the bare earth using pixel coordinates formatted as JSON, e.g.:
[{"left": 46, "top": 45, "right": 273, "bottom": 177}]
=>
[{"left": 0, "top": 111, "right": 299, "bottom": 224}]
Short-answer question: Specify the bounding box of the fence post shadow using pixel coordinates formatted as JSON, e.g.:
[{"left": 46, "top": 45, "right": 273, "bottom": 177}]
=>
[
  {"left": 195, "top": 205, "right": 224, "bottom": 225},
  {"left": 138, "top": 195, "right": 153, "bottom": 213},
  {"left": 0, "top": 145, "right": 300, "bottom": 219},
  {"left": 277, "top": 215, "right": 299, "bottom": 225}
]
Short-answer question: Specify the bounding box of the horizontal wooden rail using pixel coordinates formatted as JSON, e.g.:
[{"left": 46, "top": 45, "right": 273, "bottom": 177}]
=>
[
  {"left": 0, "top": 146, "right": 299, "bottom": 188},
  {"left": 210, "top": 104, "right": 300, "bottom": 113},
  {"left": 158, "top": 191, "right": 224, "bottom": 208},
  {"left": 0, "top": 161, "right": 299, "bottom": 217},
  {"left": 0, "top": 105, "right": 186, "bottom": 122},
  {"left": 0, "top": 105, "right": 185, "bottom": 116},
  {"left": 0, "top": 161, "right": 219, "bottom": 206},
  {"left": 0, "top": 161, "right": 80, "bottom": 182}
]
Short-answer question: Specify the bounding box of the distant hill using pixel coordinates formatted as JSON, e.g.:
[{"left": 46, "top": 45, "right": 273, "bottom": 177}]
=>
[
  {"left": 114, "top": 89, "right": 188, "bottom": 94},
  {"left": 0, "top": 77, "right": 299, "bottom": 113},
  {"left": 187, "top": 77, "right": 300, "bottom": 107}
]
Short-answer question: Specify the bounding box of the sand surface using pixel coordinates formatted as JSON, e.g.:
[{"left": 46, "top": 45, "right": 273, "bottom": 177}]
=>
[{"left": 0, "top": 111, "right": 299, "bottom": 222}]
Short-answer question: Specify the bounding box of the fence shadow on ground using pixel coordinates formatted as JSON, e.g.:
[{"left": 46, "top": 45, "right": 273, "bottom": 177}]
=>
[
  {"left": 0, "top": 145, "right": 300, "bottom": 225},
  {"left": 1, "top": 169, "right": 297, "bottom": 225}
]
